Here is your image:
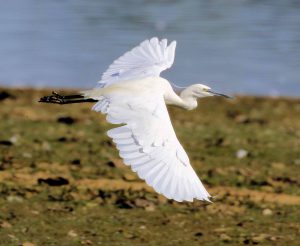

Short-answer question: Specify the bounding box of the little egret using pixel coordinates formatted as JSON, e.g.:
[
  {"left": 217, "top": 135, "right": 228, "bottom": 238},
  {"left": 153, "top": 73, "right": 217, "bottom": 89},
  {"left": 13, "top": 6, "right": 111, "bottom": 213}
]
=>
[{"left": 40, "top": 37, "right": 231, "bottom": 202}]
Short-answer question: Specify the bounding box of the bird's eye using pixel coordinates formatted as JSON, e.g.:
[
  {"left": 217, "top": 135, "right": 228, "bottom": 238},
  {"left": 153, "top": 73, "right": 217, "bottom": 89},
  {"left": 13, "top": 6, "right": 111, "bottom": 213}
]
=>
[{"left": 203, "top": 88, "right": 208, "bottom": 92}]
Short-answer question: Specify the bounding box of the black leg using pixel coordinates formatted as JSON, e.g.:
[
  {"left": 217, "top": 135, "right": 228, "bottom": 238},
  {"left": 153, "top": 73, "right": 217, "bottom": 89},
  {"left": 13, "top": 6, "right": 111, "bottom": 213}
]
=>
[
  {"left": 51, "top": 91, "right": 85, "bottom": 99},
  {"left": 39, "top": 91, "right": 98, "bottom": 104}
]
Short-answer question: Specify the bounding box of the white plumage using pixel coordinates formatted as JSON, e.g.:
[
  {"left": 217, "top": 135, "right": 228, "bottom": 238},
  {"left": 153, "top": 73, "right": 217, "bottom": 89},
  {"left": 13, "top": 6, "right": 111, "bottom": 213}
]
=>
[
  {"left": 98, "top": 38, "right": 176, "bottom": 88},
  {"left": 83, "top": 37, "right": 230, "bottom": 202}
]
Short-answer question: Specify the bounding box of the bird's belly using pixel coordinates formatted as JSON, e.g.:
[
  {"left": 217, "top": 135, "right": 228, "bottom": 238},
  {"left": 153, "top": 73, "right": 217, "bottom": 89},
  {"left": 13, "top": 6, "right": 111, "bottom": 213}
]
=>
[
  {"left": 85, "top": 77, "right": 169, "bottom": 99},
  {"left": 106, "top": 77, "right": 167, "bottom": 94}
]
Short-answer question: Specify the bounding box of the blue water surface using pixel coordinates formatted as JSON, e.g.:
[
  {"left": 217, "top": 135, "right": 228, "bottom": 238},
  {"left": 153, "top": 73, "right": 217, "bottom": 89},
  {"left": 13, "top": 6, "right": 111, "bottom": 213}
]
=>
[{"left": 0, "top": 0, "right": 300, "bottom": 96}]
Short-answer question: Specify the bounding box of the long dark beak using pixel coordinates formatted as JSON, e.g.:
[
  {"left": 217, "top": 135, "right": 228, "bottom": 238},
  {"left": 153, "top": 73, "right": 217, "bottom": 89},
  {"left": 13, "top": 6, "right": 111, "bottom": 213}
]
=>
[{"left": 207, "top": 90, "right": 232, "bottom": 99}]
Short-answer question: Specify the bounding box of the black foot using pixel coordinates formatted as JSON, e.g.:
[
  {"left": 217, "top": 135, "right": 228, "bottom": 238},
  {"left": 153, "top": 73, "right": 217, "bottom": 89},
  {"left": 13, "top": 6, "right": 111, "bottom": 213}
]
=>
[
  {"left": 39, "top": 91, "right": 98, "bottom": 104},
  {"left": 39, "top": 91, "right": 67, "bottom": 104}
]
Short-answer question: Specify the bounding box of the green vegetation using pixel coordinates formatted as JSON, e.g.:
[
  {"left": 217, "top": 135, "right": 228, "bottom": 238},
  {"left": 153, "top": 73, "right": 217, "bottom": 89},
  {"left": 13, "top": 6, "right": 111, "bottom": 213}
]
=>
[{"left": 0, "top": 88, "right": 299, "bottom": 246}]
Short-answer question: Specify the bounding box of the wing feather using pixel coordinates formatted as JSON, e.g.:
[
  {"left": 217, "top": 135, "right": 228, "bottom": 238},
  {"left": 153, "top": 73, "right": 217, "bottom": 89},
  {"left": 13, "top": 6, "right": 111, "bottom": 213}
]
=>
[
  {"left": 98, "top": 37, "right": 176, "bottom": 88},
  {"left": 91, "top": 89, "right": 211, "bottom": 202}
]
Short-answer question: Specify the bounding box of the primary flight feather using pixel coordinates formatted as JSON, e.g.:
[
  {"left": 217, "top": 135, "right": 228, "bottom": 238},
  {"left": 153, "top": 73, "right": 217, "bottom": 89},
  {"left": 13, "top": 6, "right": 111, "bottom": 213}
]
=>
[{"left": 40, "top": 37, "right": 230, "bottom": 202}]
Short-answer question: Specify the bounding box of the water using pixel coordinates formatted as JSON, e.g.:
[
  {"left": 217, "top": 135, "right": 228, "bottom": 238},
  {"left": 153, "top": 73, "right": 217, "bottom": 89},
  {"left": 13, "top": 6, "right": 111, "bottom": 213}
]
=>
[{"left": 0, "top": 0, "right": 300, "bottom": 96}]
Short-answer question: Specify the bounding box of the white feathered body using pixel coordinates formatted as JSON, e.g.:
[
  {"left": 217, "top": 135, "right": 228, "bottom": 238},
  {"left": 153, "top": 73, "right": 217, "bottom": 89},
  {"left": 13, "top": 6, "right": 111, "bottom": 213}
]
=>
[
  {"left": 85, "top": 77, "right": 186, "bottom": 107},
  {"left": 84, "top": 38, "right": 211, "bottom": 202}
]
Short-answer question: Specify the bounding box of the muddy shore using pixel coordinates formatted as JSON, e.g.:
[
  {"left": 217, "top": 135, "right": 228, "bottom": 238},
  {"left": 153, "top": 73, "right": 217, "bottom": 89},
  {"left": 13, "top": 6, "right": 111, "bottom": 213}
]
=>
[{"left": 0, "top": 88, "right": 299, "bottom": 246}]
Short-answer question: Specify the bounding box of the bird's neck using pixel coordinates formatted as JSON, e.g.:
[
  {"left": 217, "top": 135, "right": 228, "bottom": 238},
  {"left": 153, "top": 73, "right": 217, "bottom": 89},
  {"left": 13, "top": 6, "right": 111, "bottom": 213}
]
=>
[
  {"left": 165, "top": 83, "right": 198, "bottom": 110},
  {"left": 179, "top": 88, "right": 198, "bottom": 110}
]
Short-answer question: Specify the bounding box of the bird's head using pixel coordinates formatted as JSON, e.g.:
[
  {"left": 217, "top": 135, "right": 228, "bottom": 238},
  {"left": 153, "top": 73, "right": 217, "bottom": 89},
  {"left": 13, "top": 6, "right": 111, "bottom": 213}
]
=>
[
  {"left": 188, "top": 84, "right": 231, "bottom": 99},
  {"left": 178, "top": 83, "right": 232, "bottom": 110}
]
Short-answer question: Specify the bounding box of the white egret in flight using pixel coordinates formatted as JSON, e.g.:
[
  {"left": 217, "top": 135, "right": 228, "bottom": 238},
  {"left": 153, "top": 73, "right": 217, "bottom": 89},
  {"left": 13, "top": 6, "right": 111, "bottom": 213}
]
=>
[{"left": 40, "top": 37, "right": 230, "bottom": 202}]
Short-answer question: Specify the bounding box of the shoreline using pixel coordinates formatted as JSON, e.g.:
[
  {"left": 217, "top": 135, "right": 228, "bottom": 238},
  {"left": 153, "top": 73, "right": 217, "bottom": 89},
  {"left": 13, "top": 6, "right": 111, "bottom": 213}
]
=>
[
  {"left": 0, "top": 87, "right": 299, "bottom": 245},
  {"left": 1, "top": 86, "right": 300, "bottom": 101}
]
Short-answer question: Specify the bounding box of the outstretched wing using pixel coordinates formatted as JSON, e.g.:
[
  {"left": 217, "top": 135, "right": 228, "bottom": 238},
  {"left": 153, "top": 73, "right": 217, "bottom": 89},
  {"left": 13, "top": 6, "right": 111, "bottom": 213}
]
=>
[
  {"left": 98, "top": 37, "right": 176, "bottom": 88},
  {"left": 91, "top": 90, "right": 211, "bottom": 202}
]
